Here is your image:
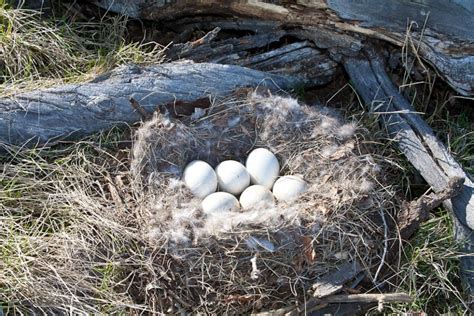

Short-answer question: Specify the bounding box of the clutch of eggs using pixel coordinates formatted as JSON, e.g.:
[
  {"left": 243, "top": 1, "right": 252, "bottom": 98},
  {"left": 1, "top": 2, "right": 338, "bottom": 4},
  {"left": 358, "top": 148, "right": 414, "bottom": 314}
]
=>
[{"left": 182, "top": 148, "right": 308, "bottom": 213}]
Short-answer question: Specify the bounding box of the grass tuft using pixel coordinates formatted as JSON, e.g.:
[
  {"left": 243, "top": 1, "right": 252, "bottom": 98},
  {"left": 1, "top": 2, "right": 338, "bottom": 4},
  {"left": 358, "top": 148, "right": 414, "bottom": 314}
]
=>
[
  {"left": 0, "top": 128, "right": 140, "bottom": 314},
  {"left": 387, "top": 209, "right": 468, "bottom": 313},
  {"left": 0, "top": 4, "right": 164, "bottom": 94}
]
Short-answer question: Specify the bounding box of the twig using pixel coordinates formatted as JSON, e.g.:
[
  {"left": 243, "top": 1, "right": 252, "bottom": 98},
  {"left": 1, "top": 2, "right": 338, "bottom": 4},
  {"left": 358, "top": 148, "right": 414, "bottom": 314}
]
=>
[
  {"left": 315, "top": 292, "right": 412, "bottom": 304},
  {"left": 190, "top": 27, "right": 221, "bottom": 47},
  {"left": 373, "top": 207, "right": 388, "bottom": 287},
  {"left": 129, "top": 97, "right": 153, "bottom": 121},
  {"left": 397, "top": 176, "right": 465, "bottom": 240}
]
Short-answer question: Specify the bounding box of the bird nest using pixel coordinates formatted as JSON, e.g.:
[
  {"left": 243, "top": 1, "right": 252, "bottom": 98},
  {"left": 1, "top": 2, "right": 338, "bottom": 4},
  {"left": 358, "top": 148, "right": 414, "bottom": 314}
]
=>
[{"left": 130, "top": 91, "right": 399, "bottom": 313}]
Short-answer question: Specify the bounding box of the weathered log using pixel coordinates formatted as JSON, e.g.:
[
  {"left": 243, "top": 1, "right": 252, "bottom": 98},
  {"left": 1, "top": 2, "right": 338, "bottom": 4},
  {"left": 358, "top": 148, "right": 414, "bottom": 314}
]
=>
[
  {"left": 343, "top": 52, "right": 474, "bottom": 300},
  {"left": 0, "top": 63, "right": 304, "bottom": 147},
  {"left": 167, "top": 28, "right": 338, "bottom": 85},
  {"left": 94, "top": 0, "right": 474, "bottom": 95}
]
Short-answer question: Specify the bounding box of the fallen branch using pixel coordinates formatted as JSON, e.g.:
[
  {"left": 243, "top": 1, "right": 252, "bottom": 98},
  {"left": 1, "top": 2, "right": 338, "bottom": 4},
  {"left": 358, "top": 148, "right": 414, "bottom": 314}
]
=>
[{"left": 0, "top": 63, "right": 302, "bottom": 148}]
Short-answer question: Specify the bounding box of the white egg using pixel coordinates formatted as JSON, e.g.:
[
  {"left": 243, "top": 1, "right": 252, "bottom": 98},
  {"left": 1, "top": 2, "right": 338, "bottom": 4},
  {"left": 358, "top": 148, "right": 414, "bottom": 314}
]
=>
[
  {"left": 246, "top": 148, "right": 280, "bottom": 189},
  {"left": 215, "top": 160, "right": 250, "bottom": 195},
  {"left": 239, "top": 185, "right": 275, "bottom": 210},
  {"left": 201, "top": 192, "right": 240, "bottom": 214},
  {"left": 272, "top": 175, "right": 308, "bottom": 202},
  {"left": 182, "top": 160, "right": 217, "bottom": 198}
]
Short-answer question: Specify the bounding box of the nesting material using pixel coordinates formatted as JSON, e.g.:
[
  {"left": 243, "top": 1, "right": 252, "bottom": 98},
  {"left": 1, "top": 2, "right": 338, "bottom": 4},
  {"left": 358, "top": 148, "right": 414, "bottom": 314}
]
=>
[{"left": 130, "top": 91, "right": 398, "bottom": 314}]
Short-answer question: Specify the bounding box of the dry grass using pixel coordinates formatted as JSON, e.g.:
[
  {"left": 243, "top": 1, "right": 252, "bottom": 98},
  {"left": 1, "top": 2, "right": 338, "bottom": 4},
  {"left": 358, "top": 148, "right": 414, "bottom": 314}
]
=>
[
  {"left": 386, "top": 209, "right": 469, "bottom": 314},
  {"left": 0, "top": 3, "right": 164, "bottom": 95},
  {"left": 0, "top": 131, "right": 143, "bottom": 314}
]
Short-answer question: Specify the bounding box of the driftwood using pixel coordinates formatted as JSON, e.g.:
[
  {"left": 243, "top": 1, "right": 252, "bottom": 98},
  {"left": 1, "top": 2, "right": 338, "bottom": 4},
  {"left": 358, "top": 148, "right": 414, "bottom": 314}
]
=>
[
  {"left": 0, "top": 27, "right": 340, "bottom": 147},
  {"left": 0, "top": 63, "right": 303, "bottom": 147},
  {"left": 94, "top": 0, "right": 474, "bottom": 96}
]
